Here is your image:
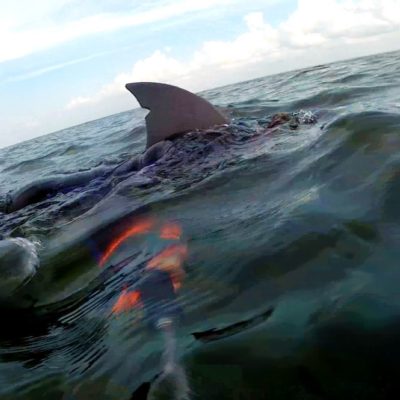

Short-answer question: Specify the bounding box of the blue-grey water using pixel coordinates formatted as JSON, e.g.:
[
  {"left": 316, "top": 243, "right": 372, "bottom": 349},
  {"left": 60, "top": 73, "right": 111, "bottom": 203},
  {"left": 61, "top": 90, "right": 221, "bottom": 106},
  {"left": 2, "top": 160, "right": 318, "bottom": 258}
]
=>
[{"left": 1, "top": 50, "right": 400, "bottom": 399}]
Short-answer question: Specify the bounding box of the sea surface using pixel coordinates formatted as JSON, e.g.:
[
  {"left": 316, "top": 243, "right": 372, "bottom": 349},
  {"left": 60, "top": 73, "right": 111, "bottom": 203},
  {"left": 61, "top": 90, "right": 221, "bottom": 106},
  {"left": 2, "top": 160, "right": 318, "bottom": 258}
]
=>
[{"left": 1, "top": 50, "right": 400, "bottom": 399}]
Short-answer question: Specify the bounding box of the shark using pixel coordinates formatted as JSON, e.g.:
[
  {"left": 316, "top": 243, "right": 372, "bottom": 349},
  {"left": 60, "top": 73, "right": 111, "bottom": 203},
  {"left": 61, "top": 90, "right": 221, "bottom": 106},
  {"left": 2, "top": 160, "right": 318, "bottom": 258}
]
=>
[
  {"left": 0, "top": 82, "right": 315, "bottom": 303},
  {"left": 1, "top": 82, "right": 230, "bottom": 215},
  {"left": 0, "top": 82, "right": 231, "bottom": 301}
]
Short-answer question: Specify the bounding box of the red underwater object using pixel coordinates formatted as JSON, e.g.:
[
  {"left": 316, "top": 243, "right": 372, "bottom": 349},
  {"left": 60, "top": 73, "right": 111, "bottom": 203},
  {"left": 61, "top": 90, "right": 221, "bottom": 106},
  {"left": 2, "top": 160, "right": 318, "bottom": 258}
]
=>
[
  {"left": 159, "top": 222, "right": 182, "bottom": 240},
  {"left": 108, "top": 219, "right": 187, "bottom": 315},
  {"left": 111, "top": 289, "right": 141, "bottom": 314},
  {"left": 99, "top": 217, "right": 155, "bottom": 267},
  {"left": 146, "top": 243, "right": 188, "bottom": 291}
]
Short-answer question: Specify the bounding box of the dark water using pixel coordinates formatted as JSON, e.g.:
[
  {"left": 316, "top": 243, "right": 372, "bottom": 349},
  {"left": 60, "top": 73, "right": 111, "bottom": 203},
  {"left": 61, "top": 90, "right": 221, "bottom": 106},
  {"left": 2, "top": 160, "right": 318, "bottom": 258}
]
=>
[{"left": 1, "top": 50, "right": 400, "bottom": 399}]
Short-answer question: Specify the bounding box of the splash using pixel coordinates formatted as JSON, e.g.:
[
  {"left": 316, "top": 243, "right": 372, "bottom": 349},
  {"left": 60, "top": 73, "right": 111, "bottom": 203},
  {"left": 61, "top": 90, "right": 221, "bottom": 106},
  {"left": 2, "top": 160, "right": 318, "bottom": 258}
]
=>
[
  {"left": 0, "top": 237, "right": 40, "bottom": 298},
  {"left": 148, "top": 319, "right": 191, "bottom": 400}
]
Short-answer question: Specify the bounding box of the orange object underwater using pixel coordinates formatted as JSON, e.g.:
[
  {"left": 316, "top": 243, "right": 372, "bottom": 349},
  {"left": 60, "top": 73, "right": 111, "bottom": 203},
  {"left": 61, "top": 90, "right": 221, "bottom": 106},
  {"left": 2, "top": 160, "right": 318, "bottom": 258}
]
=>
[{"left": 106, "top": 220, "right": 187, "bottom": 317}]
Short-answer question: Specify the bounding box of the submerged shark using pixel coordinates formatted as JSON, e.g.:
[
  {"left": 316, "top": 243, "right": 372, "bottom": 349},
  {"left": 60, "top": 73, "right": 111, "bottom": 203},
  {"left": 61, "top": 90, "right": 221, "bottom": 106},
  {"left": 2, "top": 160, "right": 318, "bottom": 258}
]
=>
[
  {"left": 1, "top": 82, "right": 314, "bottom": 215},
  {"left": 1, "top": 83, "right": 229, "bottom": 215},
  {"left": 0, "top": 82, "right": 231, "bottom": 300},
  {"left": 0, "top": 82, "right": 316, "bottom": 302}
]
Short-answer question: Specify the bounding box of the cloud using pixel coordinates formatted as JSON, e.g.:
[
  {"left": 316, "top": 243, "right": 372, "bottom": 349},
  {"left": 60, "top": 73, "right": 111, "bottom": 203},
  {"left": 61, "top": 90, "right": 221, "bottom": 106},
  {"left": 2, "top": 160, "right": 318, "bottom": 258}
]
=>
[
  {"left": 0, "top": 0, "right": 234, "bottom": 63},
  {"left": 1, "top": 52, "right": 112, "bottom": 84},
  {"left": 280, "top": 0, "right": 400, "bottom": 47},
  {"left": 65, "top": 49, "right": 188, "bottom": 109},
  {"left": 66, "top": 12, "right": 281, "bottom": 109},
  {"left": 65, "top": 0, "right": 400, "bottom": 112}
]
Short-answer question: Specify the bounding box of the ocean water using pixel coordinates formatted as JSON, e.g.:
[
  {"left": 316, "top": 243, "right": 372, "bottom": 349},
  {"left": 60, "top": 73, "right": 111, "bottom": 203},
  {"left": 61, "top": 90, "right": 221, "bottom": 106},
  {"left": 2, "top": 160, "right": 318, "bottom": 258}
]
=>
[{"left": 0, "top": 50, "right": 400, "bottom": 399}]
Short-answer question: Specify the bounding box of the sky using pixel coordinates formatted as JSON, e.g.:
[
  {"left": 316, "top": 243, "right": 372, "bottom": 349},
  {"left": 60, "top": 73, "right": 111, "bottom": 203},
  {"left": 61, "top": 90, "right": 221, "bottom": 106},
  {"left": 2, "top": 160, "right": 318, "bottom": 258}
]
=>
[{"left": 0, "top": 0, "right": 399, "bottom": 149}]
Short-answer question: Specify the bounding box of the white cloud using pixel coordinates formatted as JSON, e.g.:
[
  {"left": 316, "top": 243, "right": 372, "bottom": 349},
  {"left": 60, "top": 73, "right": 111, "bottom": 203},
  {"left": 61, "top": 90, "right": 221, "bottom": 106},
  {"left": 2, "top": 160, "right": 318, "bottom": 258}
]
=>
[
  {"left": 280, "top": 0, "right": 399, "bottom": 47},
  {"left": 0, "top": 0, "right": 234, "bottom": 63},
  {"left": 191, "top": 12, "right": 280, "bottom": 69},
  {"left": 66, "top": 0, "right": 400, "bottom": 112},
  {"left": 65, "top": 49, "right": 189, "bottom": 110},
  {"left": 66, "top": 12, "right": 281, "bottom": 109},
  {"left": 2, "top": 52, "right": 107, "bottom": 84}
]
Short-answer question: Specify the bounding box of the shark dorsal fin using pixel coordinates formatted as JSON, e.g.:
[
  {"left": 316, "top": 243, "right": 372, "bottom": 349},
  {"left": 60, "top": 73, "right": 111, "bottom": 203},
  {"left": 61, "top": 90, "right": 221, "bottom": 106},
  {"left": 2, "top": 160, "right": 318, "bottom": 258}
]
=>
[{"left": 125, "top": 82, "right": 229, "bottom": 148}]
